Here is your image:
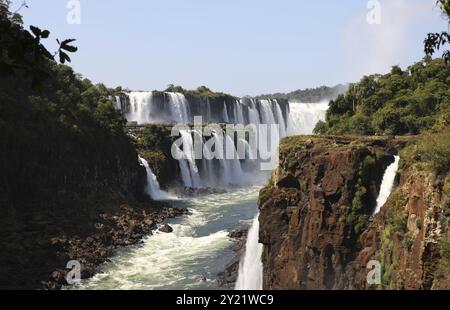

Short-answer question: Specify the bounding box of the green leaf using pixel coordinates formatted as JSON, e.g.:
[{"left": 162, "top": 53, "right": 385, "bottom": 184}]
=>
[
  {"left": 59, "top": 51, "right": 71, "bottom": 64},
  {"left": 41, "top": 30, "right": 50, "bottom": 39},
  {"left": 61, "top": 39, "right": 77, "bottom": 45},
  {"left": 61, "top": 44, "right": 78, "bottom": 53},
  {"left": 30, "top": 25, "right": 41, "bottom": 37}
]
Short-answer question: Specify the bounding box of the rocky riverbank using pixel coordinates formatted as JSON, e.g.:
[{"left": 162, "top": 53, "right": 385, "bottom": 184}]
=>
[
  {"left": 217, "top": 229, "right": 248, "bottom": 288},
  {"left": 44, "top": 203, "right": 189, "bottom": 290}
]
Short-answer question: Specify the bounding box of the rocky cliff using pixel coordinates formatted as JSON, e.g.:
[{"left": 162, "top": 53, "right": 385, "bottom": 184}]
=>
[{"left": 258, "top": 136, "right": 448, "bottom": 290}]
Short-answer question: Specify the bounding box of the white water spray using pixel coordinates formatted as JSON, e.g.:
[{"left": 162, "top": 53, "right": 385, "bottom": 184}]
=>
[
  {"left": 235, "top": 214, "right": 263, "bottom": 290},
  {"left": 139, "top": 156, "right": 170, "bottom": 201},
  {"left": 287, "top": 102, "right": 328, "bottom": 135},
  {"left": 374, "top": 156, "right": 400, "bottom": 215}
]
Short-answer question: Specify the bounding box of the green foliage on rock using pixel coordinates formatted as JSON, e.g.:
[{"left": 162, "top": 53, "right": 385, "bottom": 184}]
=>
[
  {"left": 400, "top": 126, "right": 450, "bottom": 176},
  {"left": 132, "top": 126, "right": 179, "bottom": 189},
  {"left": 314, "top": 58, "right": 450, "bottom": 136}
]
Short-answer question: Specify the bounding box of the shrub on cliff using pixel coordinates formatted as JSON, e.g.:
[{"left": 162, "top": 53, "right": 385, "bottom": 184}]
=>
[{"left": 400, "top": 127, "right": 450, "bottom": 176}]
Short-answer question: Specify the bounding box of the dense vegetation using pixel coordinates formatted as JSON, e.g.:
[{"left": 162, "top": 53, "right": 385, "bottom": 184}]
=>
[
  {"left": 131, "top": 125, "right": 179, "bottom": 189},
  {"left": 0, "top": 3, "right": 143, "bottom": 212},
  {"left": 257, "top": 84, "right": 347, "bottom": 102},
  {"left": 424, "top": 0, "right": 450, "bottom": 62},
  {"left": 314, "top": 58, "right": 450, "bottom": 136},
  {"left": 165, "top": 84, "right": 236, "bottom": 101}
]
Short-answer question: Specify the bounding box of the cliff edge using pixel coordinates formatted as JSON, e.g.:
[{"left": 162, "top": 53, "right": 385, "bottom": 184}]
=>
[{"left": 259, "top": 135, "right": 449, "bottom": 290}]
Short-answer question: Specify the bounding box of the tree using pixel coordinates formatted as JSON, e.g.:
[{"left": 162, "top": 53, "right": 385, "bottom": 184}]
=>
[
  {"left": 0, "top": 1, "right": 77, "bottom": 89},
  {"left": 424, "top": 0, "right": 450, "bottom": 62}
]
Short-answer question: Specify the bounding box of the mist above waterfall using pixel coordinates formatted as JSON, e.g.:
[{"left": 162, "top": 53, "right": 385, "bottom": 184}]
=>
[{"left": 287, "top": 102, "right": 329, "bottom": 135}]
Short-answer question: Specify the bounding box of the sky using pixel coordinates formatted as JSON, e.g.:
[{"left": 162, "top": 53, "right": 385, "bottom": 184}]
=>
[{"left": 11, "top": 0, "right": 449, "bottom": 96}]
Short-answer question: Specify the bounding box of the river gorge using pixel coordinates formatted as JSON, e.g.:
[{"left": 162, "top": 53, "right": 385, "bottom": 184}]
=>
[
  {"left": 63, "top": 89, "right": 445, "bottom": 291},
  {"left": 68, "top": 92, "right": 328, "bottom": 290}
]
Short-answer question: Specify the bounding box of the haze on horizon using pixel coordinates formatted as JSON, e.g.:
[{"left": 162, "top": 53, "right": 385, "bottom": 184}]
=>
[{"left": 12, "top": 0, "right": 448, "bottom": 97}]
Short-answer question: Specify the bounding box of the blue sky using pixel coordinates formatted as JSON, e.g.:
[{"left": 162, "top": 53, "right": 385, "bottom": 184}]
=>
[{"left": 12, "top": 0, "right": 448, "bottom": 96}]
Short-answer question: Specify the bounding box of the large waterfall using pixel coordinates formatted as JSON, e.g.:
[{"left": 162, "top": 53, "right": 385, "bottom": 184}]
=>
[
  {"left": 235, "top": 214, "right": 263, "bottom": 290},
  {"left": 78, "top": 97, "right": 330, "bottom": 291},
  {"left": 287, "top": 102, "right": 328, "bottom": 135},
  {"left": 125, "top": 92, "right": 191, "bottom": 124},
  {"left": 374, "top": 156, "right": 400, "bottom": 215},
  {"left": 235, "top": 101, "right": 329, "bottom": 291},
  {"left": 139, "top": 156, "right": 170, "bottom": 201},
  {"left": 118, "top": 92, "right": 290, "bottom": 127}
]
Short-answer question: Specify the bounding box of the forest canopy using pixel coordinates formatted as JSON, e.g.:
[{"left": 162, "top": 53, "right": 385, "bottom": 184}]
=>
[{"left": 314, "top": 57, "right": 450, "bottom": 136}]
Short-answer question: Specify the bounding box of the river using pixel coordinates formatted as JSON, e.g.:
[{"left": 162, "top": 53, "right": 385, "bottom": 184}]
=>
[{"left": 77, "top": 186, "right": 261, "bottom": 290}]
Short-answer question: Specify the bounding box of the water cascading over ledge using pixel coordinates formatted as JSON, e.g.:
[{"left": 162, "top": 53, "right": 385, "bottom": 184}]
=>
[
  {"left": 373, "top": 156, "right": 400, "bottom": 215},
  {"left": 118, "top": 91, "right": 297, "bottom": 189},
  {"left": 114, "top": 91, "right": 291, "bottom": 127}
]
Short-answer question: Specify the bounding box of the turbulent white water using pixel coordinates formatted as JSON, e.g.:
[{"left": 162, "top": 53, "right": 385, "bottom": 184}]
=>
[
  {"left": 76, "top": 187, "right": 261, "bottom": 290},
  {"left": 235, "top": 214, "right": 263, "bottom": 290},
  {"left": 126, "top": 92, "right": 191, "bottom": 124},
  {"left": 126, "top": 92, "right": 155, "bottom": 124},
  {"left": 374, "top": 156, "right": 400, "bottom": 215},
  {"left": 287, "top": 102, "right": 329, "bottom": 135},
  {"left": 139, "top": 156, "right": 170, "bottom": 201}
]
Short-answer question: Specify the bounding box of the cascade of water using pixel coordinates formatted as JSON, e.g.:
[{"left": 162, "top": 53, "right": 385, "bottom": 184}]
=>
[
  {"left": 212, "top": 132, "right": 231, "bottom": 186},
  {"left": 235, "top": 214, "right": 263, "bottom": 290},
  {"left": 126, "top": 92, "right": 154, "bottom": 124},
  {"left": 248, "top": 107, "right": 261, "bottom": 126},
  {"left": 138, "top": 156, "right": 170, "bottom": 201},
  {"left": 274, "top": 100, "right": 287, "bottom": 138},
  {"left": 205, "top": 97, "right": 212, "bottom": 122},
  {"left": 225, "top": 134, "right": 244, "bottom": 183},
  {"left": 178, "top": 130, "right": 202, "bottom": 188},
  {"left": 234, "top": 100, "right": 245, "bottom": 124},
  {"left": 167, "top": 92, "right": 191, "bottom": 124},
  {"left": 287, "top": 102, "right": 328, "bottom": 135},
  {"left": 223, "top": 103, "right": 230, "bottom": 123},
  {"left": 259, "top": 99, "right": 276, "bottom": 124},
  {"left": 114, "top": 96, "right": 122, "bottom": 110},
  {"left": 373, "top": 156, "right": 400, "bottom": 215}
]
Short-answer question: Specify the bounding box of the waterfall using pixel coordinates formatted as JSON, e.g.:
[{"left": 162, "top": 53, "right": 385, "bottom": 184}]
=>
[
  {"left": 259, "top": 99, "right": 276, "bottom": 124},
  {"left": 223, "top": 102, "right": 230, "bottom": 123},
  {"left": 178, "top": 130, "right": 202, "bottom": 188},
  {"left": 124, "top": 92, "right": 190, "bottom": 125},
  {"left": 126, "top": 92, "right": 155, "bottom": 124},
  {"left": 274, "top": 100, "right": 287, "bottom": 138},
  {"left": 248, "top": 107, "right": 261, "bottom": 125},
  {"left": 123, "top": 92, "right": 292, "bottom": 129},
  {"left": 374, "top": 156, "right": 400, "bottom": 215},
  {"left": 114, "top": 96, "right": 122, "bottom": 110},
  {"left": 287, "top": 102, "right": 328, "bottom": 135},
  {"left": 234, "top": 100, "right": 245, "bottom": 124},
  {"left": 139, "top": 156, "right": 170, "bottom": 201},
  {"left": 225, "top": 134, "right": 244, "bottom": 182},
  {"left": 166, "top": 92, "right": 191, "bottom": 124},
  {"left": 235, "top": 214, "right": 263, "bottom": 290}
]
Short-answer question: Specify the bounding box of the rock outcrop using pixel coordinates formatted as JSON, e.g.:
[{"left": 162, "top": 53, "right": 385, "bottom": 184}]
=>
[
  {"left": 353, "top": 157, "right": 449, "bottom": 290},
  {"left": 258, "top": 135, "right": 448, "bottom": 290}
]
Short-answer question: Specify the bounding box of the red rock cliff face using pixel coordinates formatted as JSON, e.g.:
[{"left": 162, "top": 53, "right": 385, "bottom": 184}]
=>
[
  {"left": 258, "top": 136, "right": 419, "bottom": 290},
  {"left": 353, "top": 161, "right": 449, "bottom": 290}
]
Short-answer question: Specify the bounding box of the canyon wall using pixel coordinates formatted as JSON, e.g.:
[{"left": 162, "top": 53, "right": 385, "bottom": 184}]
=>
[{"left": 258, "top": 136, "right": 448, "bottom": 289}]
